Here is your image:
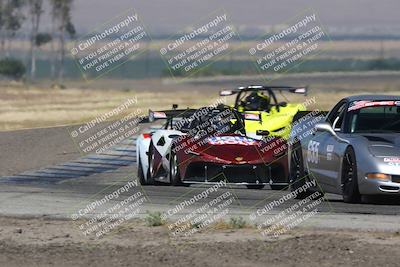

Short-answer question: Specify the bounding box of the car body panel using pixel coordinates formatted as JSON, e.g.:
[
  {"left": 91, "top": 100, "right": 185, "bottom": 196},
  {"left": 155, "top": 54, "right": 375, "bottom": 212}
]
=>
[
  {"left": 244, "top": 103, "right": 306, "bottom": 139},
  {"left": 149, "top": 129, "right": 186, "bottom": 183},
  {"left": 173, "top": 133, "right": 289, "bottom": 185},
  {"left": 136, "top": 133, "right": 152, "bottom": 180}
]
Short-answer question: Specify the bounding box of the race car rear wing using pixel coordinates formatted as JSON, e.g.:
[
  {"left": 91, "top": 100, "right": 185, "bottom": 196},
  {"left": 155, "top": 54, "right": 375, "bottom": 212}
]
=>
[
  {"left": 220, "top": 85, "right": 308, "bottom": 96},
  {"left": 148, "top": 106, "right": 198, "bottom": 122}
]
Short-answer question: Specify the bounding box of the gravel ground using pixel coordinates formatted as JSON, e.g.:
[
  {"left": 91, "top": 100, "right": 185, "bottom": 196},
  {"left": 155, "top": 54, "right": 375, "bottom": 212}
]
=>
[{"left": 0, "top": 216, "right": 400, "bottom": 267}]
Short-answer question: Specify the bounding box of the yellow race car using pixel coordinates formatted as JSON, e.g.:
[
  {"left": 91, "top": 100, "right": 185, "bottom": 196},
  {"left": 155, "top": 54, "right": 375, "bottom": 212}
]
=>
[{"left": 220, "top": 85, "right": 308, "bottom": 139}]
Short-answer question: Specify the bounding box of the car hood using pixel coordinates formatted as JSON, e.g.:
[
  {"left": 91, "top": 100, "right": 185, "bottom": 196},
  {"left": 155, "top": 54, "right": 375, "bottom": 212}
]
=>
[{"left": 362, "top": 134, "right": 400, "bottom": 157}]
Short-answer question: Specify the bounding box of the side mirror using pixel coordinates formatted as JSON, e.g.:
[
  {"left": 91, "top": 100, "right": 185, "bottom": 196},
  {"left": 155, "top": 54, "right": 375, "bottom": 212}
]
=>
[
  {"left": 315, "top": 122, "right": 349, "bottom": 144},
  {"left": 315, "top": 122, "right": 336, "bottom": 136}
]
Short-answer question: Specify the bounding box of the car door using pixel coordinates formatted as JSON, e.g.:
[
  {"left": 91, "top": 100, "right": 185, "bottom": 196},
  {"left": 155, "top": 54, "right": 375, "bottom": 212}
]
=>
[{"left": 305, "top": 101, "right": 348, "bottom": 190}]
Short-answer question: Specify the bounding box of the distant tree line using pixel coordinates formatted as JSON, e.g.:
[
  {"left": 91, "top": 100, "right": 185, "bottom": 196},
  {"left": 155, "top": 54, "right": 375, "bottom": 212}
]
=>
[{"left": 0, "top": 0, "right": 75, "bottom": 83}]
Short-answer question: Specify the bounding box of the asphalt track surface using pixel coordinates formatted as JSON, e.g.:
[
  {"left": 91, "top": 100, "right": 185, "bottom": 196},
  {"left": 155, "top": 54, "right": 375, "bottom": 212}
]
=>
[{"left": 0, "top": 125, "right": 399, "bottom": 232}]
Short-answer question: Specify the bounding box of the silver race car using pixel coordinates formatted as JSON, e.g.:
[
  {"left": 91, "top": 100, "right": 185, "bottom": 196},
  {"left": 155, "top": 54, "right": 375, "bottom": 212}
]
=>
[{"left": 289, "top": 95, "right": 400, "bottom": 203}]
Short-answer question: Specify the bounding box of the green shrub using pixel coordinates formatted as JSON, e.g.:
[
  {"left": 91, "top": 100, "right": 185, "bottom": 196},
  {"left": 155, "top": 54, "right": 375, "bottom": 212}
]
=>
[
  {"left": 144, "top": 211, "right": 165, "bottom": 227},
  {"left": 229, "top": 216, "right": 246, "bottom": 229},
  {"left": 0, "top": 58, "right": 26, "bottom": 80}
]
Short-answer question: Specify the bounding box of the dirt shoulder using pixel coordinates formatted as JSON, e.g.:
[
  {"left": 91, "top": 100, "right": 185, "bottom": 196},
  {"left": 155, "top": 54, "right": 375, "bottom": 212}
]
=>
[{"left": 1, "top": 216, "right": 400, "bottom": 267}]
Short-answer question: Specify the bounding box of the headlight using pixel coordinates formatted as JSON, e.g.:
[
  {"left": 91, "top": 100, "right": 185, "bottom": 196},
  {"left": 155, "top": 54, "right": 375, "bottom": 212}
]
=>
[{"left": 366, "top": 173, "right": 391, "bottom": 181}]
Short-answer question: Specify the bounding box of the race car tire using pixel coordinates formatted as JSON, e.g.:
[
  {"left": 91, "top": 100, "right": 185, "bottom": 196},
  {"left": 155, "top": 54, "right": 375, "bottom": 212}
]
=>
[
  {"left": 342, "top": 146, "right": 361, "bottom": 203},
  {"left": 246, "top": 185, "right": 265, "bottom": 189},
  {"left": 146, "top": 142, "right": 156, "bottom": 185},
  {"left": 270, "top": 185, "right": 287, "bottom": 190},
  {"left": 137, "top": 156, "right": 148, "bottom": 185},
  {"left": 292, "top": 111, "right": 329, "bottom": 125},
  {"left": 292, "top": 111, "right": 311, "bottom": 124},
  {"left": 289, "top": 141, "right": 314, "bottom": 199},
  {"left": 169, "top": 147, "right": 184, "bottom": 186}
]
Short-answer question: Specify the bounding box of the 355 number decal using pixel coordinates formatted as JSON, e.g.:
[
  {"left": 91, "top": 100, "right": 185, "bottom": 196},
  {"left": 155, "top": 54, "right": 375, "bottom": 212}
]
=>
[{"left": 307, "top": 140, "right": 320, "bottom": 164}]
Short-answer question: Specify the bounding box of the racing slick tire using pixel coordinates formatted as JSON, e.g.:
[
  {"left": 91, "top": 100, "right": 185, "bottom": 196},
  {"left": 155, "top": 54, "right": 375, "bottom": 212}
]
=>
[
  {"left": 246, "top": 185, "right": 265, "bottom": 189},
  {"left": 137, "top": 156, "right": 149, "bottom": 185},
  {"left": 292, "top": 111, "right": 329, "bottom": 125},
  {"left": 292, "top": 111, "right": 311, "bottom": 124},
  {"left": 342, "top": 146, "right": 361, "bottom": 203},
  {"left": 145, "top": 142, "right": 157, "bottom": 185},
  {"left": 289, "top": 141, "right": 315, "bottom": 199},
  {"left": 169, "top": 147, "right": 186, "bottom": 186}
]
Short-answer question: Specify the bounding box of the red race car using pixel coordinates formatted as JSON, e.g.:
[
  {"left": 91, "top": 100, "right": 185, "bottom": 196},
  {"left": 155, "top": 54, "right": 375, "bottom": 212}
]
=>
[{"left": 149, "top": 106, "right": 288, "bottom": 189}]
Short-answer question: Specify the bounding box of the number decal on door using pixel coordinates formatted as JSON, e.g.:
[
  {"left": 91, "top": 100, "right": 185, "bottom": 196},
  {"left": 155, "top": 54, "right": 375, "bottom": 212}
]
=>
[{"left": 307, "top": 140, "right": 320, "bottom": 164}]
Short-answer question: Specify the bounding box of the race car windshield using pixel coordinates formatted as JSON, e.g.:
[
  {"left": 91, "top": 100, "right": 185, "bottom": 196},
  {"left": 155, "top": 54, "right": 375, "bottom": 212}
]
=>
[{"left": 348, "top": 103, "right": 400, "bottom": 133}]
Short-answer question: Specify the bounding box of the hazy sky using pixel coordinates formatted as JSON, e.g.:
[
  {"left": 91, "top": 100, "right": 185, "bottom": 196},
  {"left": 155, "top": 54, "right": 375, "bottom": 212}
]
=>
[{"left": 39, "top": 0, "right": 400, "bottom": 34}]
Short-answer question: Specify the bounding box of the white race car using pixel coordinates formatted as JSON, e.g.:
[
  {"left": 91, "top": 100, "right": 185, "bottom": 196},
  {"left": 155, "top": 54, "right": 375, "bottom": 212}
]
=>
[{"left": 136, "top": 106, "right": 196, "bottom": 185}]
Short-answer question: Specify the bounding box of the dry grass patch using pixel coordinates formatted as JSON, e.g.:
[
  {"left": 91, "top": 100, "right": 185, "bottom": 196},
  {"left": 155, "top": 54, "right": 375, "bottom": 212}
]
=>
[{"left": 0, "top": 85, "right": 211, "bottom": 131}]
